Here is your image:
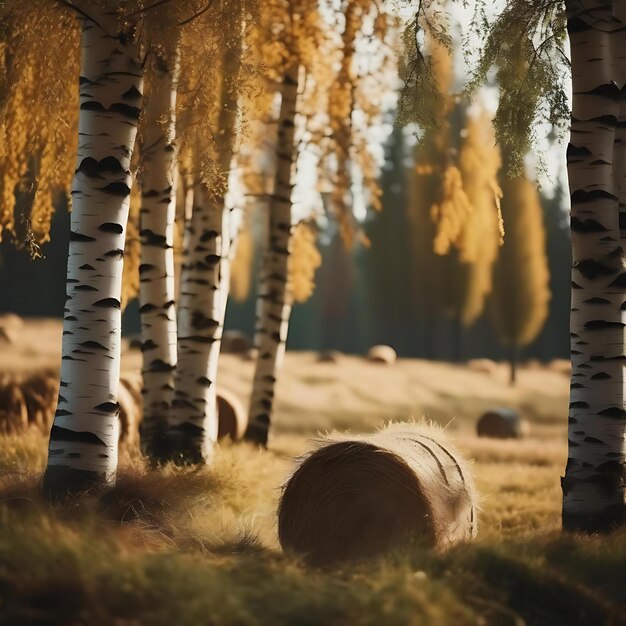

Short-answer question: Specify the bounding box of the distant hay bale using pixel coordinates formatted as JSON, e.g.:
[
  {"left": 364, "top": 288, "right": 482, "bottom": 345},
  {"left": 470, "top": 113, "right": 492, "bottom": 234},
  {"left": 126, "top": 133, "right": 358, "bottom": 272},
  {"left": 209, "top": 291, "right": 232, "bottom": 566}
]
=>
[
  {"left": 317, "top": 350, "right": 341, "bottom": 363},
  {"left": 367, "top": 345, "right": 397, "bottom": 365},
  {"left": 467, "top": 358, "right": 498, "bottom": 375},
  {"left": 0, "top": 313, "right": 23, "bottom": 330},
  {"left": 0, "top": 371, "right": 143, "bottom": 444},
  {"left": 217, "top": 388, "right": 248, "bottom": 441},
  {"left": 0, "top": 382, "right": 29, "bottom": 434},
  {"left": 21, "top": 372, "right": 59, "bottom": 429},
  {"left": 118, "top": 381, "right": 141, "bottom": 449},
  {"left": 477, "top": 408, "right": 527, "bottom": 439},
  {"left": 548, "top": 359, "right": 571, "bottom": 376},
  {"left": 221, "top": 330, "right": 252, "bottom": 355},
  {"left": 278, "top": 424, "right": 477, "bottom": 565}
]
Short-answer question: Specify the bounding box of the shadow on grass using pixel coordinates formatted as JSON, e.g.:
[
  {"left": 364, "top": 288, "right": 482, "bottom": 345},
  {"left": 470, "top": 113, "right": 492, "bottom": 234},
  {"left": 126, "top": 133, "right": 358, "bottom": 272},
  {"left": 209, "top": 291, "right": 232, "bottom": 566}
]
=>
[{"left": 0, "top": 459, "right": 624, "bottom": 625}]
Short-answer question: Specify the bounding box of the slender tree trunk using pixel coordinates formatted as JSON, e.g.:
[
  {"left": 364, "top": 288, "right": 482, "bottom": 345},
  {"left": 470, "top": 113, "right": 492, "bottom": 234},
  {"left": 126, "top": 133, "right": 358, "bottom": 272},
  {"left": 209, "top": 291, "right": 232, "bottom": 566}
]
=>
[
  {"left": 168, "top": 183, "right": 227, "bottom": 463},
  {"left": 330, "top": 0, "right": 362, "bottom": 245},
  {"left": 167, "top": 32, "right": 244, "bottom": 465},
  {"left": 43, "top": 7, "right": 143, "bottom": 497},
  {"left": 138, "top": 45, "right": 180, "bottom": 461},
  {"left": 562, "top": 1, "right": 626, "bottom": 531},
  {"left": 245, "top": 64, "right": 299, "bottom": 447}
]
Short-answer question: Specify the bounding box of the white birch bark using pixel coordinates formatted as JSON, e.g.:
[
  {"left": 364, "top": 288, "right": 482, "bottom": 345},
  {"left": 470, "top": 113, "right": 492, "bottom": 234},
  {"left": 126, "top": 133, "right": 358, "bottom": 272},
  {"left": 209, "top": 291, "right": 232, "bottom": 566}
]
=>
[
  {"left": 244, "top": 64, "right": 299, "bottom": 447},
  {"left": 167, "top": 31, "right": 244, "bottom": 464},
  {"left": 168, "top": 182, "right": 229, "bottom": 463},
  {"left": 43, "top": 5, "right": 143, "bottom": 496},
  {"left": 138, "top": 45, "right": 180, "bottom": 461},
  {"left": 562, "top": 0, "right": 626, "bottom": 530}
]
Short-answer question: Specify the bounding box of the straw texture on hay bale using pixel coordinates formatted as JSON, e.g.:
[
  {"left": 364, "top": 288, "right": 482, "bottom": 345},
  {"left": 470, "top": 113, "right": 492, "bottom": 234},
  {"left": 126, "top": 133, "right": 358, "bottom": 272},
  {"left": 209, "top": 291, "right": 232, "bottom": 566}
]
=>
[
  {"left": 278, "top": 424, "right": 477, "bottom": 565},
  {"left": 366, "top": 345, "right": 397, "bottom": 364},
  {"left": 217, "top": 388, "right": 248, "bottom": 440},
  {"left": 0, "top": 370, "right": 142, "bottom": 448},
  {"left": 0, "top": 382, "right": 29, "bottom": 434},
  {"left": 477, "top": 408, "right": 527, "bottom": 439},
  {"left": 21, "top": 372, "right": 59, "bottom": 428}
]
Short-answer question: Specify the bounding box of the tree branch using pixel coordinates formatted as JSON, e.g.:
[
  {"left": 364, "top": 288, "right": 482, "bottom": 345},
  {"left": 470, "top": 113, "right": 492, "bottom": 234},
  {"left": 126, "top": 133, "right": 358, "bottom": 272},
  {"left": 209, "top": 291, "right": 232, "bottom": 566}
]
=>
[
  {"left": 55, "top": 0, "right": 102, "bottom": 29},
  {"left": 127, "top": 0, "right": 176, "bottom": 17}
]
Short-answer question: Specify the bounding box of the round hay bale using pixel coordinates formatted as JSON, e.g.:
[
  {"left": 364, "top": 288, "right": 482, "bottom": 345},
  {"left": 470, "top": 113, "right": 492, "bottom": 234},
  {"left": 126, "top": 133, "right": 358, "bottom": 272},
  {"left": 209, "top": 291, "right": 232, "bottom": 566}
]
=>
[
  {"left": 118, "top": 382, "right": 141, "bottom": 449},
  {"left": 21, "top": 373, "right": 59, "bottom": 429},
  {"left": 317, "top": 350, "right": 341, "bottom": 364},
  {"left": 366, "top": 345, "right": 397, "bottom": 365},
  {"left": 476, "top": 408, "right": 527, "bottom": 439},
  {"left": 0, "top": 313, "right": 23, "bottom": 330},
  {"left": 222, "top": 330, "right": 252, "bottom": 355},
  {"left": 0, "top": 382, "right": 29, "bottom": 434},
  {"left": 278, "top": 424, "right": 477, "bottom": 565},
  {"left": 467, "top": 358, "right": 498, "bottom": 375},
  {"left": 217, "top": 388, "right": 248, "bottom": 440}
]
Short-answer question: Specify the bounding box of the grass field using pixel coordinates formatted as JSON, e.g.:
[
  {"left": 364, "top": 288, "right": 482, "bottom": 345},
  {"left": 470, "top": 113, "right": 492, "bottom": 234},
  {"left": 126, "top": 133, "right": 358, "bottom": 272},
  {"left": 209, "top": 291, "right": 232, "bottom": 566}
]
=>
[{"left": 0, "top": 320, "right": 624, "bottom": 626}]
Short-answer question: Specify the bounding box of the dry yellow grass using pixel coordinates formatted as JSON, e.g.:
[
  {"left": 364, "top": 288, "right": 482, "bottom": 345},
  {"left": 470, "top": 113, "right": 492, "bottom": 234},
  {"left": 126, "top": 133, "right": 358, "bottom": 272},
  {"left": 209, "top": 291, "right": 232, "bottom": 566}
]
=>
[{"left": 0, "top": 320, "right": 623, "bottom": 625}]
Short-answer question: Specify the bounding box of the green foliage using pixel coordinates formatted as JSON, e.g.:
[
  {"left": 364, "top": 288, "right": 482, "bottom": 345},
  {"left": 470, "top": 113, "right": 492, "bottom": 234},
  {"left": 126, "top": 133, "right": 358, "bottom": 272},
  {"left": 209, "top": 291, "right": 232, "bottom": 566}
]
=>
[{"left": 397, "top": 2, "right": 453, "bottom": 134}]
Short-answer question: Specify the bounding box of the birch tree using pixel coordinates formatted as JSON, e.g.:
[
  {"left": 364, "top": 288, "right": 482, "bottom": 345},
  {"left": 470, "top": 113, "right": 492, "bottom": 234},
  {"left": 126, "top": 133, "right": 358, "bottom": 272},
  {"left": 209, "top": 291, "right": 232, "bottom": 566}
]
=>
[
  {"left": 166, "top": 0, "right": 250, "bottom": 464},
  {"left": 137, "top": 9, "right": 181, "bottom": 461},
  {"left": 43, "top": 2, "right": 144, "bottom": 497},
  {"left": 244, "top": 59, "right": 300, "bottom": 447},
  {"left": 402, "top": 0, "right": 626, "bottom": 531},
  {"left": 244, "top": 0, "right": 393, "bottom": 446}
]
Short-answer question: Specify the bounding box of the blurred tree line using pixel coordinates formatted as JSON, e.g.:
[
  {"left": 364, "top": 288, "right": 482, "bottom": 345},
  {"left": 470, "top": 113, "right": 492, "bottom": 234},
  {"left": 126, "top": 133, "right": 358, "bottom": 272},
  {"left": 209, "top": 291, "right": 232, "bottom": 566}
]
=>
[{"left": 0, "top": 123, "right": 570, "bottom": 363}]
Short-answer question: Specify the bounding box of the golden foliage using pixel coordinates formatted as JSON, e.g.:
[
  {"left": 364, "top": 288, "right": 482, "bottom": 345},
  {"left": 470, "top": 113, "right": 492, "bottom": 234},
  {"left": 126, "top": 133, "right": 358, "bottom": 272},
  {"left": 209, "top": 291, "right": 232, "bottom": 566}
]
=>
[
  {"left": 288, "top": 222, "right": 321, "bottom": 303},
  {"left": 430, "top": 164, "right": 474, "bottom": 256},
  {"left": 325, "top": 1, "right": 395, "bottom": 247},
  {"left": 455, "top": 110, "right": 504, "bottom": 325},
  {"left": 230, "top": 223, "right": 254, "bottom": 302},
  {"left": 408, "top": 26, "right": 507, "bottom": 328},
  {"left": 0, "top": 2, "right": 79, "bottom": 249},
  {"left": 490, "top": 172, "right": 550, "bottom": 347}
]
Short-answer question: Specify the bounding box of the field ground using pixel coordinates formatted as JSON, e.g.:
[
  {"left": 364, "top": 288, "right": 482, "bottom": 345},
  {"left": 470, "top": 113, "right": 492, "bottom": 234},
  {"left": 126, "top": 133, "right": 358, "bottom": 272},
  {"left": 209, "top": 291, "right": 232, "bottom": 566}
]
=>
[{"left": 0, "top": 320, "right": 624, "bottom": 625}]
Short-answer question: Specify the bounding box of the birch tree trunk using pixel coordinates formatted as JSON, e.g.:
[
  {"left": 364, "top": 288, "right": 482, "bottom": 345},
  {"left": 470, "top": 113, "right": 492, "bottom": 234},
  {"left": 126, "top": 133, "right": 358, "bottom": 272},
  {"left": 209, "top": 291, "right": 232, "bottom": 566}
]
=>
[
  {"left": 167, "top": 32, "right": 243, "bottom": 464},
  {"left": 244, "top": 64, "right": 299, "bottom": 447},
  {"left": 43, "top": 6, "right": 143, "bottom": 497},
  {"left": 168, "top": 183, "right": 228, "bottom": 463},
  {"left": 138, "top": 45, "right": 180, "bottom": 461},
  {"left": 562, "top": 0, "right": 626, "bottom": 531}
]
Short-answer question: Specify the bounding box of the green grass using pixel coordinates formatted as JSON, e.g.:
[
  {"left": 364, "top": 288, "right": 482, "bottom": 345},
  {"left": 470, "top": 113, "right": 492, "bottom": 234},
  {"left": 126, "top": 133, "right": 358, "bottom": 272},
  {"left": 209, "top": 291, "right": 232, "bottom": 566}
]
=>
[{"left": 0, "top": 429, "right": 625, "bottom": 626}]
